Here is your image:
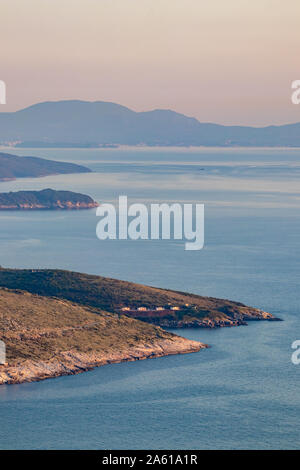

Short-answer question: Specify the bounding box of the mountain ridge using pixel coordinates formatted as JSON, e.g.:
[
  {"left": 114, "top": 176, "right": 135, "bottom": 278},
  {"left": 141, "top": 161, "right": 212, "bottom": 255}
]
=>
[{"left": 1, "top": 100, "right": 300, "bottom": 147}]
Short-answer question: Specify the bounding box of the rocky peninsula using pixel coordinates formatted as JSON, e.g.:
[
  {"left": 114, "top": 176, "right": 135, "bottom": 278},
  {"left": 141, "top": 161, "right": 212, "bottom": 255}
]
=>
[
  {"left": 0, "top": 267, "right": 281, "bottom": 386},
  {"left": 0, "top": 288, "right": 205, "bottom": 385},
  {"left": 0, "top": 268, "right": 280, "bottom": 328}
]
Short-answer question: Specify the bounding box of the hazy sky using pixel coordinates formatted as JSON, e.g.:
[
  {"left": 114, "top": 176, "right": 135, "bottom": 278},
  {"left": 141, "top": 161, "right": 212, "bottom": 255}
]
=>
[{"left": 1, "top": 0, "right": 300, "bottom": 125}]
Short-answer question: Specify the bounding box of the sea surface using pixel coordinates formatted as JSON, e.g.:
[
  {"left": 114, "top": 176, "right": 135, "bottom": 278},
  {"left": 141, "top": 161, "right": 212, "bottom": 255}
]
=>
[{"left": 0, "top": 146, "right": 299, "bottom": 449}]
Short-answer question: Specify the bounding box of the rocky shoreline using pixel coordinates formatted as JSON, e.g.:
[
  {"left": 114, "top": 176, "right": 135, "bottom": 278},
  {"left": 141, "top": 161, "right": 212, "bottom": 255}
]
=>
[
  {"left": 122, "top": 306, "right": 281, "bottom": 328},
  {"left": 0, "top": 336, "right": 206, "bottom": 386},
  {"left": 0, "top": 202, "right": 98, "bottom": 210}
]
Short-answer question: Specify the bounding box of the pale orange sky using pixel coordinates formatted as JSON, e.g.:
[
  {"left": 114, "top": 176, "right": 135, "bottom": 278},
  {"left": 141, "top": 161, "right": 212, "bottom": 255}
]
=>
[{"left": 1, "top": 0, "right": 300, "bottom": 125}]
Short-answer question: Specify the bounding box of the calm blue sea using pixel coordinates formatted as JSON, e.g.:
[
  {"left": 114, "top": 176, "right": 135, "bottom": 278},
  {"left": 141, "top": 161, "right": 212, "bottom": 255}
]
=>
[{"left": 0, "top": 146, "right": 299, "bottom": 449}]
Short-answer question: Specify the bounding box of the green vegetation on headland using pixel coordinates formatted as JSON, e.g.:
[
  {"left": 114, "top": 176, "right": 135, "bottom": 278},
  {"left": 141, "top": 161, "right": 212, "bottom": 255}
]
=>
[
  {"left": 0, "top": 189, "right": 98, "bottom": 210},
  {"left": 0, "top": 151, "right": 91, "bottom": 181},
  {"left": 0, "top": 268, "right": 280, "bottom": 328}
]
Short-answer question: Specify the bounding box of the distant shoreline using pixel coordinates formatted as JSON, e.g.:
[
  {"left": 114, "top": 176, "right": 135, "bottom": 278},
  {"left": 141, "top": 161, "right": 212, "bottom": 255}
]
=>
[{"left": 2, "top": 144, "right": 300, "bottom": 151}]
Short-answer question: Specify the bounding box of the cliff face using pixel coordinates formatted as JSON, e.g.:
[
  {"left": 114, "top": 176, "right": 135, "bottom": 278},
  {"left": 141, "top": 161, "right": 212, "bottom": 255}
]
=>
[
  {"left": 0, "top": 189, "right": 98, "bottom": 210},
  {"left": 0, "top": 288, "right": 206, "bottom": 386}
]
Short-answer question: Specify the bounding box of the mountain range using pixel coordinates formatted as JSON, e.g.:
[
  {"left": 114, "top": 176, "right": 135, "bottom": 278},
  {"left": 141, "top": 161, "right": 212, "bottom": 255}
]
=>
[{"left": 0, "top": 100, "right": 300, "bottom": 147}]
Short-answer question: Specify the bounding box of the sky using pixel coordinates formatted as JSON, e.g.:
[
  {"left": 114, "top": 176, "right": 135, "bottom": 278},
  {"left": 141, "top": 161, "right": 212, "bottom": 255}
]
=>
[{"left": 1, "top": 0, "right": 300, "bottom": 126}]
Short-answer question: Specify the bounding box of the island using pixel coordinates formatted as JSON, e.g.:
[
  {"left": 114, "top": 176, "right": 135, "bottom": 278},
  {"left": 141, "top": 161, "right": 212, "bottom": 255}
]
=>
[
  {"left": 0, "top": 151, "right": 91, "bottom": 181},
  {"left": 0, "top": 288, "right": 205, "bottom": 385},
  {"left": 0, "top": 189, "right": 99, "bottom": 210}
]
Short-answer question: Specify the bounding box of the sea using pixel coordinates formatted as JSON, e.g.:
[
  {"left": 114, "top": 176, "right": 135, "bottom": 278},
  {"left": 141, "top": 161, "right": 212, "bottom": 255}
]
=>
[{"left": 0, "top": 146, "right": 299, "bottom": 449}]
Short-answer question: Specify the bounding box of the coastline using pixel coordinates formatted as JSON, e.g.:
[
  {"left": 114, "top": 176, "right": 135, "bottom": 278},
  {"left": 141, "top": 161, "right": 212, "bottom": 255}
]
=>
[
  {"left": 0, "top": 336, "right": 206, "bottom": 386},
  {"left": 121, "top": 306, "right": 280, "bottom": 328},
  {"left": 0, "top": 203, "right": 98, "bottom": 210},
  {"left": 2, "top": 145, "right": 300, "bottom": 152}
]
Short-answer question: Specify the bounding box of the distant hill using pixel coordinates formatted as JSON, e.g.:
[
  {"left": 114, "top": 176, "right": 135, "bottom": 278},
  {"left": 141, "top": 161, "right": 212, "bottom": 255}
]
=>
[
  {"left": 0, "top": 288, "right": 203, "bottom": 385},
  {"left": 0, "top": 151, "right": 91, "bottom": 181},
  {"left": 0, "top": 268, "right": 279, "bottom": 328},
  {"left": 0, "top": 189, "right": 98, "bottom": 210},
  {"left": 0, "top": 100, "right": 300, "bottom": 147}
]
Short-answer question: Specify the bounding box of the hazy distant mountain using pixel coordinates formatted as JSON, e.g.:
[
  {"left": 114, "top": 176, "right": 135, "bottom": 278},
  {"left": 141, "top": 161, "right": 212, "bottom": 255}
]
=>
[{"left": 0, "top": 100, "right": 300, "bottom": 147}]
